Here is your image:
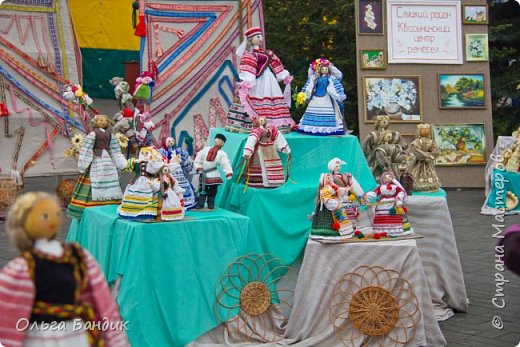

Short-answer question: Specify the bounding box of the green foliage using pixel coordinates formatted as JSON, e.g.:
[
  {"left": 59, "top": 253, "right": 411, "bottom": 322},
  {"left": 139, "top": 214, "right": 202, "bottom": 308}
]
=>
[
  {"left": 489, "top": 0, "right": 520, "bottom": 138},
  {"left": 264, "top": 0, "right": 358, "bottom": 133}
]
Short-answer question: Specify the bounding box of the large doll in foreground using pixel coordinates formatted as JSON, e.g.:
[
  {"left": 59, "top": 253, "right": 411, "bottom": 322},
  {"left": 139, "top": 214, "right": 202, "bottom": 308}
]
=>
[
  {"left": 237, "top": 27, "right": 295, "bottom": 132},
  {"left": 0, "top": 192, "right": 128, "bottom": 346},
  {"left": 298, "top": 58, "right": 347, "bottom": 135},
  {"left": 68, "top": 114, "right": 127, "bottom": 219},
  {"left": 242, "top": 116, "right": 291, "bottom": 188}
]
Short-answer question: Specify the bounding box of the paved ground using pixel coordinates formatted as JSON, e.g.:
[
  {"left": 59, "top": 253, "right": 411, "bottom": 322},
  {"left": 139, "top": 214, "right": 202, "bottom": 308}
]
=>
[{"left": 0, "top": 178, "right": 519, "bottom": 346}]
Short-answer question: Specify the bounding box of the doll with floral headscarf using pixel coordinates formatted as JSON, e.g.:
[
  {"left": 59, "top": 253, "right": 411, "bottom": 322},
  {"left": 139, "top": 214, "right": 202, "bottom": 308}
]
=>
[
  {"left": 68, "top": 114, "right": 127, "bottom": 219},
  {"left": 0, "top": 192, "right": 128, "bottom": 346},
  {"left": 365, "top": 171, "right": 412, "bottom": 236},
  {"left": 297, "top": 58, "right": 347, "bottom": 135},
  {"left": 133, "top": 71, "right": 155, "bottom": 103},
  {"left": 309, "top": 158, "right": 364, "bottom": 241},
  {"left": 118, "top": 147, "right": 164, "bottom": 219},
  {"left": 236, "top": 27, "right": 295, "bottom": 132}
]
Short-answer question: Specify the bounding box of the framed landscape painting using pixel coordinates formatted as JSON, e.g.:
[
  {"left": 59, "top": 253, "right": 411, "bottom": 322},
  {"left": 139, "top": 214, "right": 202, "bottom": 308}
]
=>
[
  {"left": 463, "top": 4, "right": 488, "bottom": 24},
  {"left": 466, "top": 34, "right": 489, "bottom": 61},
  {"left": 363, "top": 76, "right": 422, "bottom": 123},
  {"left": 439, "top": 74, "right": 485, "bottom": 109},
  {"left": 432, "top": 124, "right": 486, "bottom": 166},
  {"left": 360, "top": 49, "right": 386, "bottom": 69},
  {"left": 358, "top": 0, "right": 384, "bottom": 35}
]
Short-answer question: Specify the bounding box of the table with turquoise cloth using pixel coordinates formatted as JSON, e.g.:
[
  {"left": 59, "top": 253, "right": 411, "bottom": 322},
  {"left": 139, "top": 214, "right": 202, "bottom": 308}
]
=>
[
  {"left": 210, "top": 128, "right": 377, "bottom": 265},
  {"left": 67, "top": 205, "right": 263, "bottom": 347},
  {"left": 483, "top": 169, "right": 520, "bottom": 214}
]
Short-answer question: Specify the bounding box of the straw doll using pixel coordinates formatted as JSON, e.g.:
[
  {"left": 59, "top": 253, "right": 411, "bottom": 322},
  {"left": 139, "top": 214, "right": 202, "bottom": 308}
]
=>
[
  {"left": 68, "top": 114, "right": 127, "bottom": 219},
  {"left": 236, "top": 27, "right": 295, "bottom": 132},
  {"left": 242, "top": 116, "right": 291, "bottom": 188},
  {"left": 118, "top": 147, "right": 164, "bottom": 219},
  {"left": 297, "top": 58, "right": 347, "bottom": 135},
  {"left": 407, "top": 124, "right": 441, "bottom": 192},
  {"left": 365, "top": 171, "right": 412, "bottom": 236},
  {"left": 0, "top": 192, "right": 128, "bottom": 346}
]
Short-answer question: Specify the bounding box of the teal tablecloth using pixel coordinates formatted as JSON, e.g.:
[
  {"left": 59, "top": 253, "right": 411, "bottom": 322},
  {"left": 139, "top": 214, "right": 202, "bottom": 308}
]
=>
[
  {"left": 486, "top": 169, "right": 520, "bottom": 213},
  {"left": 413, "top": 188, "right": 447, "bottom": 198},
  {"left": 211, "top": 128, "right": 377, "bottom": 265},
  {"left": 67, "top": 205, "right": 262, "bottom": 347}
]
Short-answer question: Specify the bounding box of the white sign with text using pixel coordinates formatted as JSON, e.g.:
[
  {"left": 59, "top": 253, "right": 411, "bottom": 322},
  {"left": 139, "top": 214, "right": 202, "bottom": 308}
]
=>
[{"left": 387, "top": 0, "right": 463, "bottom": 64}]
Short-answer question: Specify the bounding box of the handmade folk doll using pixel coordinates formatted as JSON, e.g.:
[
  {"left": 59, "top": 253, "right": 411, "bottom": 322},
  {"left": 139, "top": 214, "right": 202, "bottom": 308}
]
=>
[
  {"left": 373, "top": 131, "right": 408, "bottom": 182},
  {"left": 237, "top": 27, "right": 295, "bottom": 132},
  {"left": 133, "top": 71, "right": 155, "bottom": 103},
  {"left": 298, "top": 58, "right": 347, "bottom": 135},
  {"left": 118, "top": 147, "right": 164, "bottom": 219},
  {"left": 159, "top": 137, "right": 197, "bottom": 209},
  {"left": 503, "top": 128, "right": 520, "bottom": 172},
  {"left": 362, "top": 115, "right": 405, "bottom": 178},
  {"left": 242, "top": 116, "right": 291, "bottom": 188},
  {"left": 365, "top": 171, "right": 412, "bottom": 236},
  {"left": 0, "top": 192, "right": 128, "bottom": 346},
  {"left": 68, "top": 114, "right": 127, "bottom": 219},
  {"left": 310, "top": 158, "right": 364, "bottom": 241},
  {"left": 407, "top": 124, "right": 441, "bottom": 192},
  {"left": 135, "top": 110, "right": 154, "bottom": 148},
  {"left": 109, "top": 77, "right": 133, "bottom": 110},
  {"left": 159, "top": 164, "right": 185, "bottom": 221},
  {"left": 194, "top": 134, "right": 233, "bottom": 209}
]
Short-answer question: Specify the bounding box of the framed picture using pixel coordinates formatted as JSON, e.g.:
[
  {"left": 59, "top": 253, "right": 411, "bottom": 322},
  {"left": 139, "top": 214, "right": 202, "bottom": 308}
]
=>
[
  {"left": 363, "top": 76, "right": 422, "bottom": 123},
  {"left": 438, "top": 74, "right": 485, "bottom": 109},
  {"left": 463, "top": 4, "right": 489, "bottom": 24},
  {"left": 466, "top": 34, "right": 489, "bottom": 62},
  {"left": 358, "top": 0, "right": 384, "bottom": 35},
  {"left": 360, "top": 49, "right": 386, "bottom": 69},
  {"left": 432, "top": 124, "right": 486, "bottom": 166}
]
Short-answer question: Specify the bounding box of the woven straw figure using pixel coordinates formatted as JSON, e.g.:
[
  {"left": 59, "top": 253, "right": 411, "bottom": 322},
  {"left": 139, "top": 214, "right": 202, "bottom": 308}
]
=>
[
  {"left": 373, "top": 131, "right": 408, "bottom": 182},
  {"left": 237, "top": 27, "right": 295, "bottom": 132},
  {"left": 242, "top": 117, "right": 291, "bottom": 188},
  {"left": 67, "top": 114, "right": 127, "bottom": 219},
  {"left": 330, "top": 265, "right": 420, "bottom": 346},
  {"left": 297, "top": 58, "right": 347, "bottom": 135},
  {"left": 503, "top": 127, "right": 520, "bottom": 172},
  {"left": 310, "top": 158, "right": 364, "bottom": 241},
  {"left": 0, "top": 192, "right": 128, "bottom": 346},
  {"left": 365, "top": 171, "right": 412, "bottom": 237},
  {"left": 406, "top": 124, "right": 441, "bottom": 192}
]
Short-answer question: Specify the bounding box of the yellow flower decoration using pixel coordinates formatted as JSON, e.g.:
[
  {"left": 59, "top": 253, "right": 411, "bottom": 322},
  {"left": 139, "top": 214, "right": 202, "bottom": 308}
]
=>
[
  {"left": 116, "top": 133, "right": 129, "bottom": 149},
  {"left": 71, "top": 133, "right": 84, "bottom": 149},
  {"left": 64, "top": 148, "right": 74, "bottom": 158},
  {"left": 294, "top": 91, "right": 308, "bottom": 108}
]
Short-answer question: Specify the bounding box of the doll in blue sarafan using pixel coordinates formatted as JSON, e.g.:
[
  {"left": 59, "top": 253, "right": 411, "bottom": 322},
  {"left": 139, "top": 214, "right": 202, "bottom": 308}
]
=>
[{"left": 297, "top": 58, "right": 347, "bottom": 136}]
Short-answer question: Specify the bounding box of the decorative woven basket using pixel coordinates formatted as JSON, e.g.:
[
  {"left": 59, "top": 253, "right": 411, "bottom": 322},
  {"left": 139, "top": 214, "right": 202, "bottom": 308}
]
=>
[{"left": 0, "top": 177, "right": 18, "bottom": 210}]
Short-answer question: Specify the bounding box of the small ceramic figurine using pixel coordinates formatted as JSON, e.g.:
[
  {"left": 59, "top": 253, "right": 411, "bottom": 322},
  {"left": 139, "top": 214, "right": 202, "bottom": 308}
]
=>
[
  {"left": 194, "top": 133, "right": 233, "bottom": 209},
  {"left": 242, "top": 116, "right": 291, "bottom": 188},
  {"left": 159, "top": 136, "right": 197, "bottom": 209},
  {"left": 118, "top": 147, "right": 164, "bottom": 219},
  {"left": 159, "top": 164, "right": 185, "bottom": 221},
  {"left": 0, "top": 192, "right": 128, "bottom": 346},
  {"left": 407, "top": 124, "right": 441, "bottom": 192},
  {"left": 68, "top": 114, "right": 127, "bottom": 219},
  {"left": 236, "top": 27, "right": 295, "bottom": 132},
  {"left": 297, "top": 58, "right": 347, "bottom": 135},
  {"left": 365, "top": 171, "right": 412, "bottom": 236},
  {"left": 310, "top": 158, "right": 364, "bottom": 241}
]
